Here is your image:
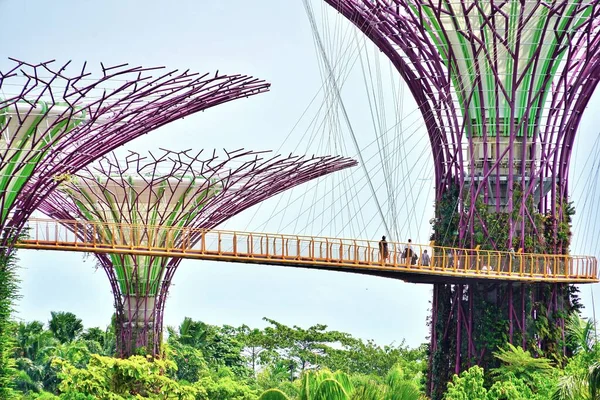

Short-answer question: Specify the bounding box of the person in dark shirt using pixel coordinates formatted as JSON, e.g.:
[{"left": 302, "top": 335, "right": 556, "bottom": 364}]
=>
[{"left": 379, "top": 235, "right": 389, "bottom": 262}]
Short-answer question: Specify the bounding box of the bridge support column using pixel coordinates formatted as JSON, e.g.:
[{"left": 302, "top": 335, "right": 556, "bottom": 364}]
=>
[
  {"left": 118, "top": 295, "right": 158, "bottom": 357},
  {"left": 106, "top": 266, "right": 168, "bottom": 358}
]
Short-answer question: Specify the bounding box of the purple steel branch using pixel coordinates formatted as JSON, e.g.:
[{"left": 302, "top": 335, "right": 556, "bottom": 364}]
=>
[
  {"left": 0, "top": 58, "right": 270, "bottom": 245},
  {"left": 39, "top": 149, "right": 357, "bottom": 356}
]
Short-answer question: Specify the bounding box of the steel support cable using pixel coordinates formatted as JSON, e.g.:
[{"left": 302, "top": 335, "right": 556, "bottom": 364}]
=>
[
  {"left": 303, "top": 87, "right": 442, "bottom": 239},
  {"left": 303, "top": 0, "right": 392, "bottom": 240},
  {"left": 325, "top": 94, "right": 437, "bottom": 239},
  {"left": 572, "top": 132, "right": 600, "bottom": 190},
  {"left": 311, "top": 25, "right": 363, "bottom": 238},
  {"left": 329, "top": 143, "right": 434, "bottom": 239},
  {"left": 584, "top": 170, "right": 600, "bottom": 256},
  {"left": 264, "top": 16, "right": 369, "bottom": 235},
  {"left": 383, "top": 56, "right": 422, "bottom": 239},
  {"left": 579, "top": 174, "right": 597, "bottom": 253},
  {"left": 262, "top": 104, "right": 436, "bottom": 238},
  {"left": 381, "top": 144, "right": 436, "bottom": 241},
  {"left": 571, "top": 133, "right": 600, "bottom": 252},
  {"left": 249, "top": 94, "right": 356, "bottom": 234},
  {"left": 364, "top": 36, "right": 405, "bottom": 240},
  {"left": 575, "top": 142, "right": 600, "bottom": 254},
  {"left": 251, "top": 12, "right": 458, "bottom": 238},
  {"left": 251, "top": 95, "right": 436, "bottom": 235},
  {"left": 390, "top": 62, "right": 408, "bottom": 240},
  {"left": 379, "top": 50, "right": 413, "bottom": 240},
  {"left": 355, "top": 33, "right": 400, "bottom": 238},
  {"left": 273, "top": 117, "right": 431, "bottom": 238},
  {"left": 291, "top": 119, "right": 434, "bottom": 239},
  {"left": 241, "top": 22, "right": 368, "bottom": 232},
  {"left": 571, "top": 131, "right": 600, "bottom": 253},
  {"left": 336, "top": 33, "right": 410, "bottom": 239},
  {"left": 350, "top": 25, "right": 432, "bottom": 241}
]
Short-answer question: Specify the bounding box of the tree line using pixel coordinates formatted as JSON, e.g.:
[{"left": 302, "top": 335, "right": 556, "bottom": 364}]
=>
[{"left": 7, "top": 311, "right": 600, "bottom": 399}]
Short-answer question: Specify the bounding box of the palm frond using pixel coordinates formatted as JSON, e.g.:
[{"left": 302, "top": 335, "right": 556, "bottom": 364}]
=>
[
  {"left": 553, "top": 374, "right": 589, "bottom": 400},
  {"left": 588, "top": 362, "right": 600, "bottom": 400},
  {"left": 566, "top": 314, "right": 596, "bottom": 355},
  {"left": 314, "top": 378, "right": 351, "bottom": 400}
]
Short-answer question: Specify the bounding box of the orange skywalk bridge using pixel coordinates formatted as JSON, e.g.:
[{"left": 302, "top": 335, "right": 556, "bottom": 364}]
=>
[{"left": 16, "top": 218, "right": 599, "bottom": 285}]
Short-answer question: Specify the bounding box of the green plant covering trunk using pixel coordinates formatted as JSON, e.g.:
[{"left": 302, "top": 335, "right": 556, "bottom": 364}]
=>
[{"left": 0, "top": 243, "right": 21, "bottom": 399}]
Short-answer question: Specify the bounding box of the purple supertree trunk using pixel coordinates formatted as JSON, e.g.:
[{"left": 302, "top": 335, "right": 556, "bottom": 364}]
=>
[
  {"left": 323, "top": 0, "right": 600, "bottom": 396},
  {"left": 39, "top": 149, "right": 357, "bottom": 356},
  {"left": 0, "top": 59, "right": 270, "bottom": 248}
]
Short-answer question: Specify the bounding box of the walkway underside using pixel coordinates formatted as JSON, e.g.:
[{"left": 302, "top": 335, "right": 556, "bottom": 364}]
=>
[{"left": 16, "top": 219, "right": 599, "bottom": 285}]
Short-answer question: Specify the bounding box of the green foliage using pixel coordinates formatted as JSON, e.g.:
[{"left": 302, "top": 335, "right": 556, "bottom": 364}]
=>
[
  {"left": 166, "top": 340, "right": 207, "bottom": 383},
  {"left": 48, "top": 312, "right": 83, "bottom": 345},
  {"left": 171, "top": 317, "right": 248, "bottom": 376},
  {"left": 384, "top": 365, "right": 422, "bottom": 399},
  {"left": 552, "top": 315, "right": 600, "bottom": 400},
  {"left": 259, "top": 367, "right": 422, "bottom": 400},
  {"left": 565, "top": 314, "right": 596, "bottom": 356},
  {"left": 312, "top": 378, "right": 349, "bottom": 400},
  {"left": 0, "top": 249, "right": 21, "bottom": 399},
  {"left": 12, "top": 312, "right": 590, "bottom": 400},
  {"left": 430, "top": 184, "right": 460, "bottom": 247},
  {"left": 444, "top": 366, "right": 487, "bottom": 400},
  {"left": 238, "top": 325, "right": 270, "bottom": 377},
  {"left": 259, "top": 389, "right": 291, "bottom": 400},
  {"left": 54, "top": 354, "right": 197, "bottom": 399},
  {"left": 195, "top": 373, "right": 258, "bottom": 400},
  {"left": 261, "top": 318, "right": 352, "bottom": 379},
  {"left": 486, "top": 378, "right": 532, "bottom": 400},
  {"left": 257, "top": 361, "right": 292, "bottom": 392},
  {"left": 492, "top": 343, "right": 553, "bottom": 382}
]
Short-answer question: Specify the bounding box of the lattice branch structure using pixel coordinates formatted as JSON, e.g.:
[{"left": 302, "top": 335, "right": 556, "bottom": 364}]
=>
[
  {"left": 39, "top": 149, "right": 358, "bottom": 357},
  {"left": 0, "top": 59, "right": 270, "bottom": 247},
  {"left": 324, "top": 0, "right": 600, "bottom": 397}
]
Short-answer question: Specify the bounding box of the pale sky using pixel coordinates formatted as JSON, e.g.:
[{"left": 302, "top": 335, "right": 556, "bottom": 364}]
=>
[{"left": 3, "top": 0, "right": 600, "bottom": 348}]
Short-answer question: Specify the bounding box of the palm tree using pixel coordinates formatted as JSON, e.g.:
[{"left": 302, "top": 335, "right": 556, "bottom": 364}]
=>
[
  {"left": 48, "top": 312, "right": 83, "bottom": 344},
  {"left": 553, "top": 315, "right": 600, "bottom": 400},
  {"left": 553, "top": 363, "right": 600, "bottom": 400},
  {"left": 566, "top": 314, "right": 597, "bottom": 356}
]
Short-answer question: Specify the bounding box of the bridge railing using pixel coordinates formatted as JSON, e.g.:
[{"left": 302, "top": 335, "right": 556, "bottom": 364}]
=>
[{"left": 20, "top": 218, "right": 599, "bottom": 282}]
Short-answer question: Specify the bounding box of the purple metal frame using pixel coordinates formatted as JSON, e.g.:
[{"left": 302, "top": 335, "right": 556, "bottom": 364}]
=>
[
  {"left": 39, "top": 149, "right": 357, "bottom": 356},
  {"left": 0, "top": 59, "right": 269, "bottom": 247}
]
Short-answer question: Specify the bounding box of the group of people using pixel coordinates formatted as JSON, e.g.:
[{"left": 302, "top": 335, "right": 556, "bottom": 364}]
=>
[{"left": 378, "top": 236, "right": 430, "bottom": 266}]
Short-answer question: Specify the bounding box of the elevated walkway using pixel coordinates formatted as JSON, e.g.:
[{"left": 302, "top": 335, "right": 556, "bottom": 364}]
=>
[{"left": 16, "top": 218, "right": 599, "bottom": 284}]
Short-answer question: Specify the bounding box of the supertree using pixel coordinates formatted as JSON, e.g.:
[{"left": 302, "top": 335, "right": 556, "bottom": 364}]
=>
[
  {"left": 39, "top": 149, "right": 357, "bottom": 357},
  {"left": 323, "top": 0, "right": 600, "bottom": 396},
  {"left": 0, "top": 58, "right": 270, "bottom": 247},
  {"left": 0, "top": 58, "right": 268, "bottom": 391}
]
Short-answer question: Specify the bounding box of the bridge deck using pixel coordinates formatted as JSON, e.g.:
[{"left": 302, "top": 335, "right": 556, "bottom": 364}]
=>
[{"left": 15, "top": 219, "right": 599, "bottom": 284}]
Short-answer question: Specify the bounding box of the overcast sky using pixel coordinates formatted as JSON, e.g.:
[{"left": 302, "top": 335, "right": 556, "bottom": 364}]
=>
[{"left": 3, "top": 0, "right": 600, "bottom": 348}]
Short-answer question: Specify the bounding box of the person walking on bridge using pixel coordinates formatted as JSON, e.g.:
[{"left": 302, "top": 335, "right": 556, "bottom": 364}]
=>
[
  {"left": 421, "top": 249, "right": 431, "bottom": 266},
  {"left": 379, "top": 235, "right": 389, "bottom": 263},
  {"left": 405, "top": 238, "right": 417, "bottom": 266}
]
